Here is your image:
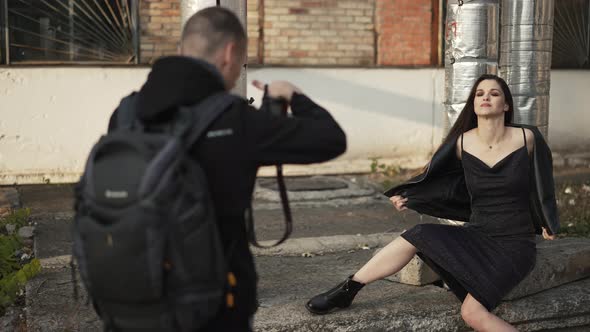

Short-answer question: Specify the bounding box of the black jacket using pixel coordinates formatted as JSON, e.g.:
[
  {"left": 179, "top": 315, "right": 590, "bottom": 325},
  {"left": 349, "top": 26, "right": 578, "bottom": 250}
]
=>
[
  {"left": 384, "top": 124, "right": 559, "bottom": 236},
  {"left": 107, "top": 56, "right": 346, "bottom": 317}
]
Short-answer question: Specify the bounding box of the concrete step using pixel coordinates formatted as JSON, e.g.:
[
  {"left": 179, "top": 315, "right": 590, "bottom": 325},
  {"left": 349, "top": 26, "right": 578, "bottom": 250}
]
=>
[
  {"left": 25, "top": 267, "right": 101, "bottom": 331},
  {"left": 25, "top": 243, "right": 590, "bottom": 331},
  {"left": 254, "top": 251, "right": 590, "bottom": 332}
]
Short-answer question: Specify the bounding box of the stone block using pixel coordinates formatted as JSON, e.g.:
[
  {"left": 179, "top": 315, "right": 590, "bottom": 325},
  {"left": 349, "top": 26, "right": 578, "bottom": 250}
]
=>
[
  {"left": 505, "top": 237, "right": 590, "bottom": 300},
  {"left": 378, "top": 237, "right": 590, "bottom": 302},
  {"left": 386, "top": 254, "right": 440, "bottom": 286}
]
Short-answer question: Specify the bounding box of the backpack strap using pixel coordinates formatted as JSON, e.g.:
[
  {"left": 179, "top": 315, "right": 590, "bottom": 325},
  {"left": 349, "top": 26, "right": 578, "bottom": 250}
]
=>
[
  {"left": 116, "top": 92, "right": 143, "bottom": 131},
  {"left": 179, "top": 92, "right": 238, "bottom": 148}
]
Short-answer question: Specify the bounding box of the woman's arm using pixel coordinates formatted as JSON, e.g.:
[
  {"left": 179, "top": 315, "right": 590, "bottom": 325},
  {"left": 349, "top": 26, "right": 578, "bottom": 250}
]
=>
[{"left": 525, "top": 128, "right": 555, "bottom": 239}]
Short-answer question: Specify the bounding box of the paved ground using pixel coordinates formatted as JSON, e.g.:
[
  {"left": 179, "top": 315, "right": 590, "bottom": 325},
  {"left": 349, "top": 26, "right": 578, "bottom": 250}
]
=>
[{"left": 3, "top": 169, "right": 590, "bottom": 331}]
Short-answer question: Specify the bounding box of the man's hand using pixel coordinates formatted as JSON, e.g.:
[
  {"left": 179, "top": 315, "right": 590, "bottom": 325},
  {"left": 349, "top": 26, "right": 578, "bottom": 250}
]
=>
[
  {"left": 252, "top": 80, "right": 302, "bottom": 103},
  {"left": 390, "top": 195, "right": 408, "bottom": 211},
  {"left": 542, "top": 227, "right": 556, "bottom": 240}
]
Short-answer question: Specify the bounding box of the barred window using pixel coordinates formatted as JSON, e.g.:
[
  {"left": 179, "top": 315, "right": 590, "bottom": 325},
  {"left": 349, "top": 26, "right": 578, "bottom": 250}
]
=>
[
  {"left": 0, "top": 0, "right": 138, "bottom": 65},
  {"left": 553, "top": 0, "right": 590, "bottom": 69}
]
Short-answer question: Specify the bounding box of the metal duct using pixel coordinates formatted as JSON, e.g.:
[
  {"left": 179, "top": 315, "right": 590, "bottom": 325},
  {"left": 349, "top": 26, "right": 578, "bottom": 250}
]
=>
[
  {"left": 499, "top": 0, "right": 554, "bottom": 138},
  {"left": 444, "top": 0, "right": 500, "bottom": 133},
  {"left": 181, "top": 0, "right": 216, "bottom": 27}
]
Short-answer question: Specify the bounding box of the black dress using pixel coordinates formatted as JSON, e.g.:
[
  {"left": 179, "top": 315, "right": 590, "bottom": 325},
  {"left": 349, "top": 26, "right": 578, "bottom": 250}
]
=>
[{"left": 400, "top": 128, "right": 536, "bottom": 311}]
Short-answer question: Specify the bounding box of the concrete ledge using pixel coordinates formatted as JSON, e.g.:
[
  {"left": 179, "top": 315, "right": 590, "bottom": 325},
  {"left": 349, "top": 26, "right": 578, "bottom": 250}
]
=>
[
  {"left": 251, "top": 232, "right": 399, "bottom": 256},
  {"left": 255, "top": 277, "right": 590, "bottom": 332},
  {"left": 382, "top": 237, "right": 590, "bottom": 303},
  {"left": 506, "top": 237, "right": 590, "bottom": 300},
  {"left": 39, "top": 255, "right": 72, "bottom": 269}
]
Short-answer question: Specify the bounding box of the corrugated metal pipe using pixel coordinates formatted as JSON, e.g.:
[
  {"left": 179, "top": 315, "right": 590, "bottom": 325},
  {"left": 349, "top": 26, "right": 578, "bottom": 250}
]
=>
[
  {"left": 499, "top": 0, "right": 555, "bottom": 138},
  {"left": 443, "top": 0, "right": 500, "bottom": 133}
]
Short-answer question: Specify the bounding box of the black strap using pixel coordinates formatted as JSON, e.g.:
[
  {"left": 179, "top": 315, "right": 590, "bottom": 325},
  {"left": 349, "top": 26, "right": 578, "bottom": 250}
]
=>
[
  {"left": 521, "top": 127, "right": 527, "bottom": 147},
  {"left": 180, "top": 92, "right": 236, "bottom": 148},
  {"left": 116, "top": 92, "right": 143, "bottom": 131},
  {"left": 246, "top": 165, "right": 293, "bottom": 248},
  {"left": 460, "top": 133, "right": 464, "bottom": 153}
]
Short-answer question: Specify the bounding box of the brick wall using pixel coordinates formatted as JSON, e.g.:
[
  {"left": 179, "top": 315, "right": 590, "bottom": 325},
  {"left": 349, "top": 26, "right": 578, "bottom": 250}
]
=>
[
  {"left": 263, "top": 0, "right": 375, "bottom": 66},
  {"left": 247, "top": 0, "right": 262, "bottom": 64},
  {"left": 139, "top": 0, "right": 182, "bottom": 64},
  {"left": 138, "top": 0, "right": 437, "bottom": 67},
  {"left": 376, "top": 0, "right": 433, "bottom": 66}
]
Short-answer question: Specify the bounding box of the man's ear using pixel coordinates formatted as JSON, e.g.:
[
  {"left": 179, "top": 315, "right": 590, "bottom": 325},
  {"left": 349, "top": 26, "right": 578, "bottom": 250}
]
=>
[{"left": 222, "top": 41, "right": 236, "bottom": 65}]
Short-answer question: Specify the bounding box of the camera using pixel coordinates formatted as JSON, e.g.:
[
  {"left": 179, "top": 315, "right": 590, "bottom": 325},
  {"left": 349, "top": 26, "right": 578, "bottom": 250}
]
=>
[{"left": 261, "top": 85, "right": 289, "bottom": 117}]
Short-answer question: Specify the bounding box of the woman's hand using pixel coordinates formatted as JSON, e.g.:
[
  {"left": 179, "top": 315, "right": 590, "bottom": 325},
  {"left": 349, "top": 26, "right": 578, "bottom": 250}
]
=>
[
  {"left": 542, "top": 227, "right": 556, "bottom": 240},
  {"left": 389, "top": 195, "right": 408, "bottom": 211}
]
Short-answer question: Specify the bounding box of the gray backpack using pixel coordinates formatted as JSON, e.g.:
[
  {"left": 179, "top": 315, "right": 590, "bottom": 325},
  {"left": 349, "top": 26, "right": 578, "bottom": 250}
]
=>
[{"left": 72, "top": 92, "right": 236, "bottom": 331}]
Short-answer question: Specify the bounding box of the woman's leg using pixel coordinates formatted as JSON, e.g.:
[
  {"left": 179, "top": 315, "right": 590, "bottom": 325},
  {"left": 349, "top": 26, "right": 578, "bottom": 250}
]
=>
[
  {"left": 353, "top": 236, "right": 418, "bottom": 284},
  {"left": 305, "top": 235, "right": 418, "bottom": 314},
  {"left": 461, "top": 294, "right": 517, "bottom": 332}
]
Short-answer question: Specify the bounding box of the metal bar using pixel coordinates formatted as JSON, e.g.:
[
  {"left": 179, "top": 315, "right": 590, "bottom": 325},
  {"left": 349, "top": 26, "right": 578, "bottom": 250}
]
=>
[
  {"left": 89, "top": 0, "right": 129, "bottom": 46},
  {"left": 9, "top": 25, "right": 119, "bottom": 60},
  {"left": 121, "top": 0, "right": 133, "bottom": 37},
  {"left": 3, "top": 0, "right": 9, "bottom": 64},
  {"left": 71, "top": 0, "right": 128, "bottom": 46},
  {"left": 76, "top": 0, "right": 128, "bottom": 46},
  {"left": 19, "top": 1, "right": 114, "bottom": 48},
  {"left": 10, "top": 43, "right": 119, "bottom": 61},
  {"left": 131, "top": 0, "right": 139, "bottom": 64},
  {"left": 69, "top": 0, "right": 74, "bottom": 60},
  {"left": 106, "top": 0, "right": 127, "bottom": 40},
  {"left": 7, "top": 8, "right": 120, "bottom": 58},
  {"left": 35, "top": 0, "right": 124, "bottom": 51},
  {"left": 115, "top": 0, "right": 130, "bottom": 39}
]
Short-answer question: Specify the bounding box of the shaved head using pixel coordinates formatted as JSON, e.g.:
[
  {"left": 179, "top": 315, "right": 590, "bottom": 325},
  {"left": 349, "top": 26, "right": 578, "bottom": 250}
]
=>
[{"left": 180, "top": 6, "right": 247, "bottom": 60}]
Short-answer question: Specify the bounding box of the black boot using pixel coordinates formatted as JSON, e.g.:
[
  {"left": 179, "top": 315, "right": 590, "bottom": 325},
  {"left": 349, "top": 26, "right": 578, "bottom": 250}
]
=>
[{"left": 305, "top": 275, "right": 365, "bottom": 315}]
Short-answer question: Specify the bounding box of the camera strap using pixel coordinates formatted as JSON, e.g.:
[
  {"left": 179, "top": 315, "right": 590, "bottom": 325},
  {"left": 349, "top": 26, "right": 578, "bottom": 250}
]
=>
[{"left": 246, "top": 164, "right": 293, "bottom": 248}]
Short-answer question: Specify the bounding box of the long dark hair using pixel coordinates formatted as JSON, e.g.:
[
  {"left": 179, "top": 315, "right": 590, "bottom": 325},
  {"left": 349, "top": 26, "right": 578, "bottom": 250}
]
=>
[{"left": 441, "top": 74, "right": 514, "bottom": 147}]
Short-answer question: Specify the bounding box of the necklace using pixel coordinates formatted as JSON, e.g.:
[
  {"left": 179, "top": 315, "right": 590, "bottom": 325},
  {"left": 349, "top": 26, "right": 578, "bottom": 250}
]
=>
[{"left": 476, "top": 129, "right": 505, "bottom": 150}]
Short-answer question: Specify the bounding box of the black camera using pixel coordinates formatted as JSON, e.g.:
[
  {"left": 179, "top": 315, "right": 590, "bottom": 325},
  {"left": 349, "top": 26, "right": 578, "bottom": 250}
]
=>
[{"left": 261, "top": 85, "right": 288, "bottom": 117}]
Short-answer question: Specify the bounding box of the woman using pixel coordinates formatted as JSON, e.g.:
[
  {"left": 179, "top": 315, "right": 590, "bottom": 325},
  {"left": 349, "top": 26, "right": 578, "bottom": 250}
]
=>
[{"left": 305, "top": 74, "right": 559, "bottom": 331}]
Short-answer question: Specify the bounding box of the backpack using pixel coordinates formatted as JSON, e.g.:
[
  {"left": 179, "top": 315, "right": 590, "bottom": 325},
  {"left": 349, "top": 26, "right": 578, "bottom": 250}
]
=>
[{"left": 72, "top": 92, "right": 236, "bottom": 331}]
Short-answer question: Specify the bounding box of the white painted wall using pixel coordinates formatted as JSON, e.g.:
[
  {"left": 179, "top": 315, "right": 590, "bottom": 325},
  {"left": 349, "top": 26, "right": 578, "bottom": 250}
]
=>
[
  {"left": 0, "top": 67, "right": 588, "bottom": 184},
  {"left": 0, "top": 68, "right": 149, "bottom": 184}
]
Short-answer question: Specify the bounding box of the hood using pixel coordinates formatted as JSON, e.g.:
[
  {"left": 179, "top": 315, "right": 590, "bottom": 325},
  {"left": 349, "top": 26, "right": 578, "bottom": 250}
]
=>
[{"left": 137, "top": 56, "right": 226, "bottom": 122}]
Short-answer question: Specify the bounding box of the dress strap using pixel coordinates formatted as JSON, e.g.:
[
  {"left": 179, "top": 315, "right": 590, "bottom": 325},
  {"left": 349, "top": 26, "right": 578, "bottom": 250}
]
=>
[
  {"left": 521, "top": 127, "right": 526, "bottom": 146},
  {"left": 461, "top": 133, "right": 465, "bottom": 152}
]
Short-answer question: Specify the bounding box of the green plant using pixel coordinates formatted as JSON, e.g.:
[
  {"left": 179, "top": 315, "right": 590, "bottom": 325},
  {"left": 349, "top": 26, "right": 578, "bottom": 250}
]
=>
[
  {"left": 0, "top": 209, "right": 40, "bottom": 315},
  {"left": 0, "top": 259, "right": 40, "bottom": 311},
  {"left": 369, "top": 157, "right": 402, "bottom": 178},
  {"left": 0, "top": 235, "right": 22, "bottom": 279},
  {"left": 556, "top": 183, "right": 590, "bottom": 238},
  {"left": 0, "top": 208, "right": 31, "bottom": 231}
]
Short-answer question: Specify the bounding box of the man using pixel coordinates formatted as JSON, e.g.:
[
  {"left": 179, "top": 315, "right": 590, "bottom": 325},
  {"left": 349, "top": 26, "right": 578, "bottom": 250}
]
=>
[{"left": 107, "top": 7, "right": 346, "bottom": 331}]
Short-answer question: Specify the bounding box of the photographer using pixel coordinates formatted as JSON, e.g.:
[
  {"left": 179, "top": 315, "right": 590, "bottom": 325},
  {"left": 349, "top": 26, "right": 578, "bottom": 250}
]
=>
[{"left": 106, "top": 7, "right": 346, "bottom": 331}]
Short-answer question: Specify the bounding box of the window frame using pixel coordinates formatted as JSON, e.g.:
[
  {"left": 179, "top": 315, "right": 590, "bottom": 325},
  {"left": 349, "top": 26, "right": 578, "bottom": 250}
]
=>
[{"left": 0, "top": 0, "right": 140, "bottom": 66}]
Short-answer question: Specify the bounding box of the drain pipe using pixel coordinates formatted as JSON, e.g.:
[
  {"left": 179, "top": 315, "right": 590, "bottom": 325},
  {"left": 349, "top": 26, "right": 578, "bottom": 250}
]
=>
[
  {"left": 499, "top": 0, "right": 554, "bottom": 138},
  {"left": 443, "top": 0, "right": 500, "bottom": 133}
]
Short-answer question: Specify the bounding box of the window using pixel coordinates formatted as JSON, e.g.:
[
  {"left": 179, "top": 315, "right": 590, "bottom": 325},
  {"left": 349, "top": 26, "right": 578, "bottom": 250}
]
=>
[
  {"left": 0, "top": 0, "right": 138, "bottom": 65},
  {"left": 553, "top": 0, "right": 590, "bottom": 69}
]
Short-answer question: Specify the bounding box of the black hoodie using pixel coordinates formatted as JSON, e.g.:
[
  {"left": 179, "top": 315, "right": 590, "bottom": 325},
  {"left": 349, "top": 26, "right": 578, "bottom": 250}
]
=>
[{"left": 107, "top": 56, "right": 347, "bottom": 319}]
